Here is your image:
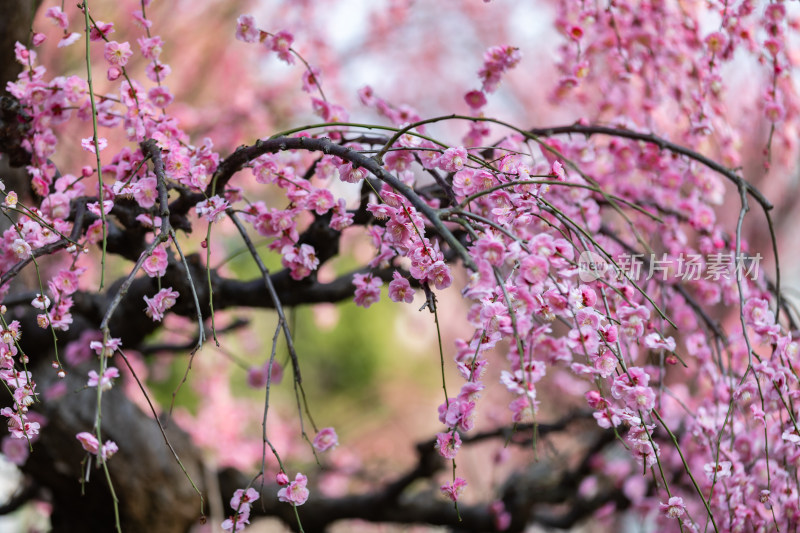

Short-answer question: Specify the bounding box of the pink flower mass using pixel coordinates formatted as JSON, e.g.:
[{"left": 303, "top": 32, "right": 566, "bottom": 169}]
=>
[{"left": 1, "top": 1, "right": 800, "bottom": 532}]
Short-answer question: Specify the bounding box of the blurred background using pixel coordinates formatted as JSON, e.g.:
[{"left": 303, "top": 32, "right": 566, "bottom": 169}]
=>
[{"left": 1, "top": 1, "right": 799, "bottom": 531}]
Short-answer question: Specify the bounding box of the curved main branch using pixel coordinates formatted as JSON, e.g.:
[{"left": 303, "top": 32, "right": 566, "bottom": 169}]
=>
[
  {"left": 527, "top": 123, "right": 773, "bottom": 212},
  {"left": 179, "top": 136, "right": 477, "bottom": 270}
]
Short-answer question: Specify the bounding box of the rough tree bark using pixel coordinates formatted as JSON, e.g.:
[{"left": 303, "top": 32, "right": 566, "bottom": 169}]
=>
[{"left": 0, "top": 1, "right": 40, "bottom": 191}]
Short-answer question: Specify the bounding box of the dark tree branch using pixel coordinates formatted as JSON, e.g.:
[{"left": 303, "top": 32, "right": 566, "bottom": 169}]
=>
[
  {"left": 217, "top": 420, "right": 619, "bottom": 532},
  {"left": 169, "top": 136, "right": 475, "bottom": 270},
  {"left": 0, "top": 96, "right": 32, "bottom": 168},
  {"left": 140, "top": 318, "right": 249, "bottom": 355},
  {"left": 526, "top": 123, "right": 773, "bottom": 211},
  {"left": 16, "top": 361, "right": 204, "bottom": 533},
  {"left": 0, "top": 199, "right": 87, "bottom": 289}
]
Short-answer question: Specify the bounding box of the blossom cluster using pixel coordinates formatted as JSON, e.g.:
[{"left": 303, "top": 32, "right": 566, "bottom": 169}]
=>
[
  {"left": 76, "top": 431, "right": 119, "bottom": 462},
  {"left": 277, "top": 472, "right": 309, "bottom": 507},
  {"left": 0, "top": 317, "right": 41, "bottom": 464},
  {"left": 551, "top": 0, "right": 798, "bottom": 163},
  {"left": 222, "top": 487, "right": 259, "bottom": 532},
  {"left": 1, "top": 2, "right": 798, "bottom": 532}
]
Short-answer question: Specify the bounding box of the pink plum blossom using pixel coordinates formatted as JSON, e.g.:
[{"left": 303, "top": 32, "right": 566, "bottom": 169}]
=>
[
  {"left": 246, "top": 360, "right": 283, "bottom": 388},
  {"left": 87, "top": 367, "right": 119, "bottom": 390},
  {"left": 143, "top": 288, "right": 179, "bottom": 322},
  {"left": 58, "top": 33, "right": 81, "bottom": 48},
  {"left": 104, "top": 41, "right": 133, "bottom": 67},
  {"left": 81, "top": 137, "right": 108, "bottom": 153},
  {"left": 660, "top": 496, "right": 686, "bottom": 519},
  {"left": 281, "top": 244, "right": 319, "bottom": 280},
  {"left": 438, "top": 147, "right": 468, "bottom": 172},
  {"left": 2, "top": 435, "right": 30, "bottom": 465},
  {"left": 221, "top": 511, "right": 250, "bottom": 532},
  {"left": 435, "top": 431, "right": 462, "bottom": 460},
  {"left": 90, "top": 21, "right": 115, "bottom": 41},
  {"left": 267, "top": 30, "right": 294, "bottom": 64},
  {"left": 312, "top": 427, "right": 339, "bottom": 452},
  {"left": 388, "top": 271, "right": 414, "bottom": 303},
  {"left": 11, "top": 239, "right": 31, "bottom": 260},
  {"left": 353, "top": 273, "right": 382, "bottom": 308},
  {"left": 704, "top": 461, "right": 732, "bottom": 481},
  {"left": 277, "top": 473, "right": 309, "bottom": 506},
  {"left": 236, "top": 15, "right": 260, "bottom": 43},
  {"left": 76, "top": 432, "right": 119, "bottom": 461},
  {"left": 440, "top": 477, "right": 467, "bottom": 502},
  {"left": 195, "top": 195, "right": 229, "bottom": 222},
  {"left": 464, "top": 90, "right": 487, "bottom": 110},
  {"left": 142, "top": 244, "right": 169, "bottom": 278},
  {"left": 230, "top": 487, "right": 259, "bottom": 510},
  {"left": 89, "top": 337, "right": 122, "bottom": 356},
  {"left": 45, "top": 7, "right": 69, "bottom": 29}
]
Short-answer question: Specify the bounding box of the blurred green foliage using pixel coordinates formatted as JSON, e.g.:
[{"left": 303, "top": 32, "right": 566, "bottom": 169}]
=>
[{"left": 147, "top": 230, "right": 440, "bottom": 434}]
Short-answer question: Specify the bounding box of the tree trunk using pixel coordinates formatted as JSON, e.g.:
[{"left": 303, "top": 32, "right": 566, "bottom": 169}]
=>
[{"left": 21, "top": 358, "right": 206, "bottom": 533}]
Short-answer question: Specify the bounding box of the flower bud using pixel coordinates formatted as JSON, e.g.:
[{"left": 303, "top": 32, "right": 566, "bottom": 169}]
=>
[{"left": 276, "top": 471, "right": 289, "bottom": 486}]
